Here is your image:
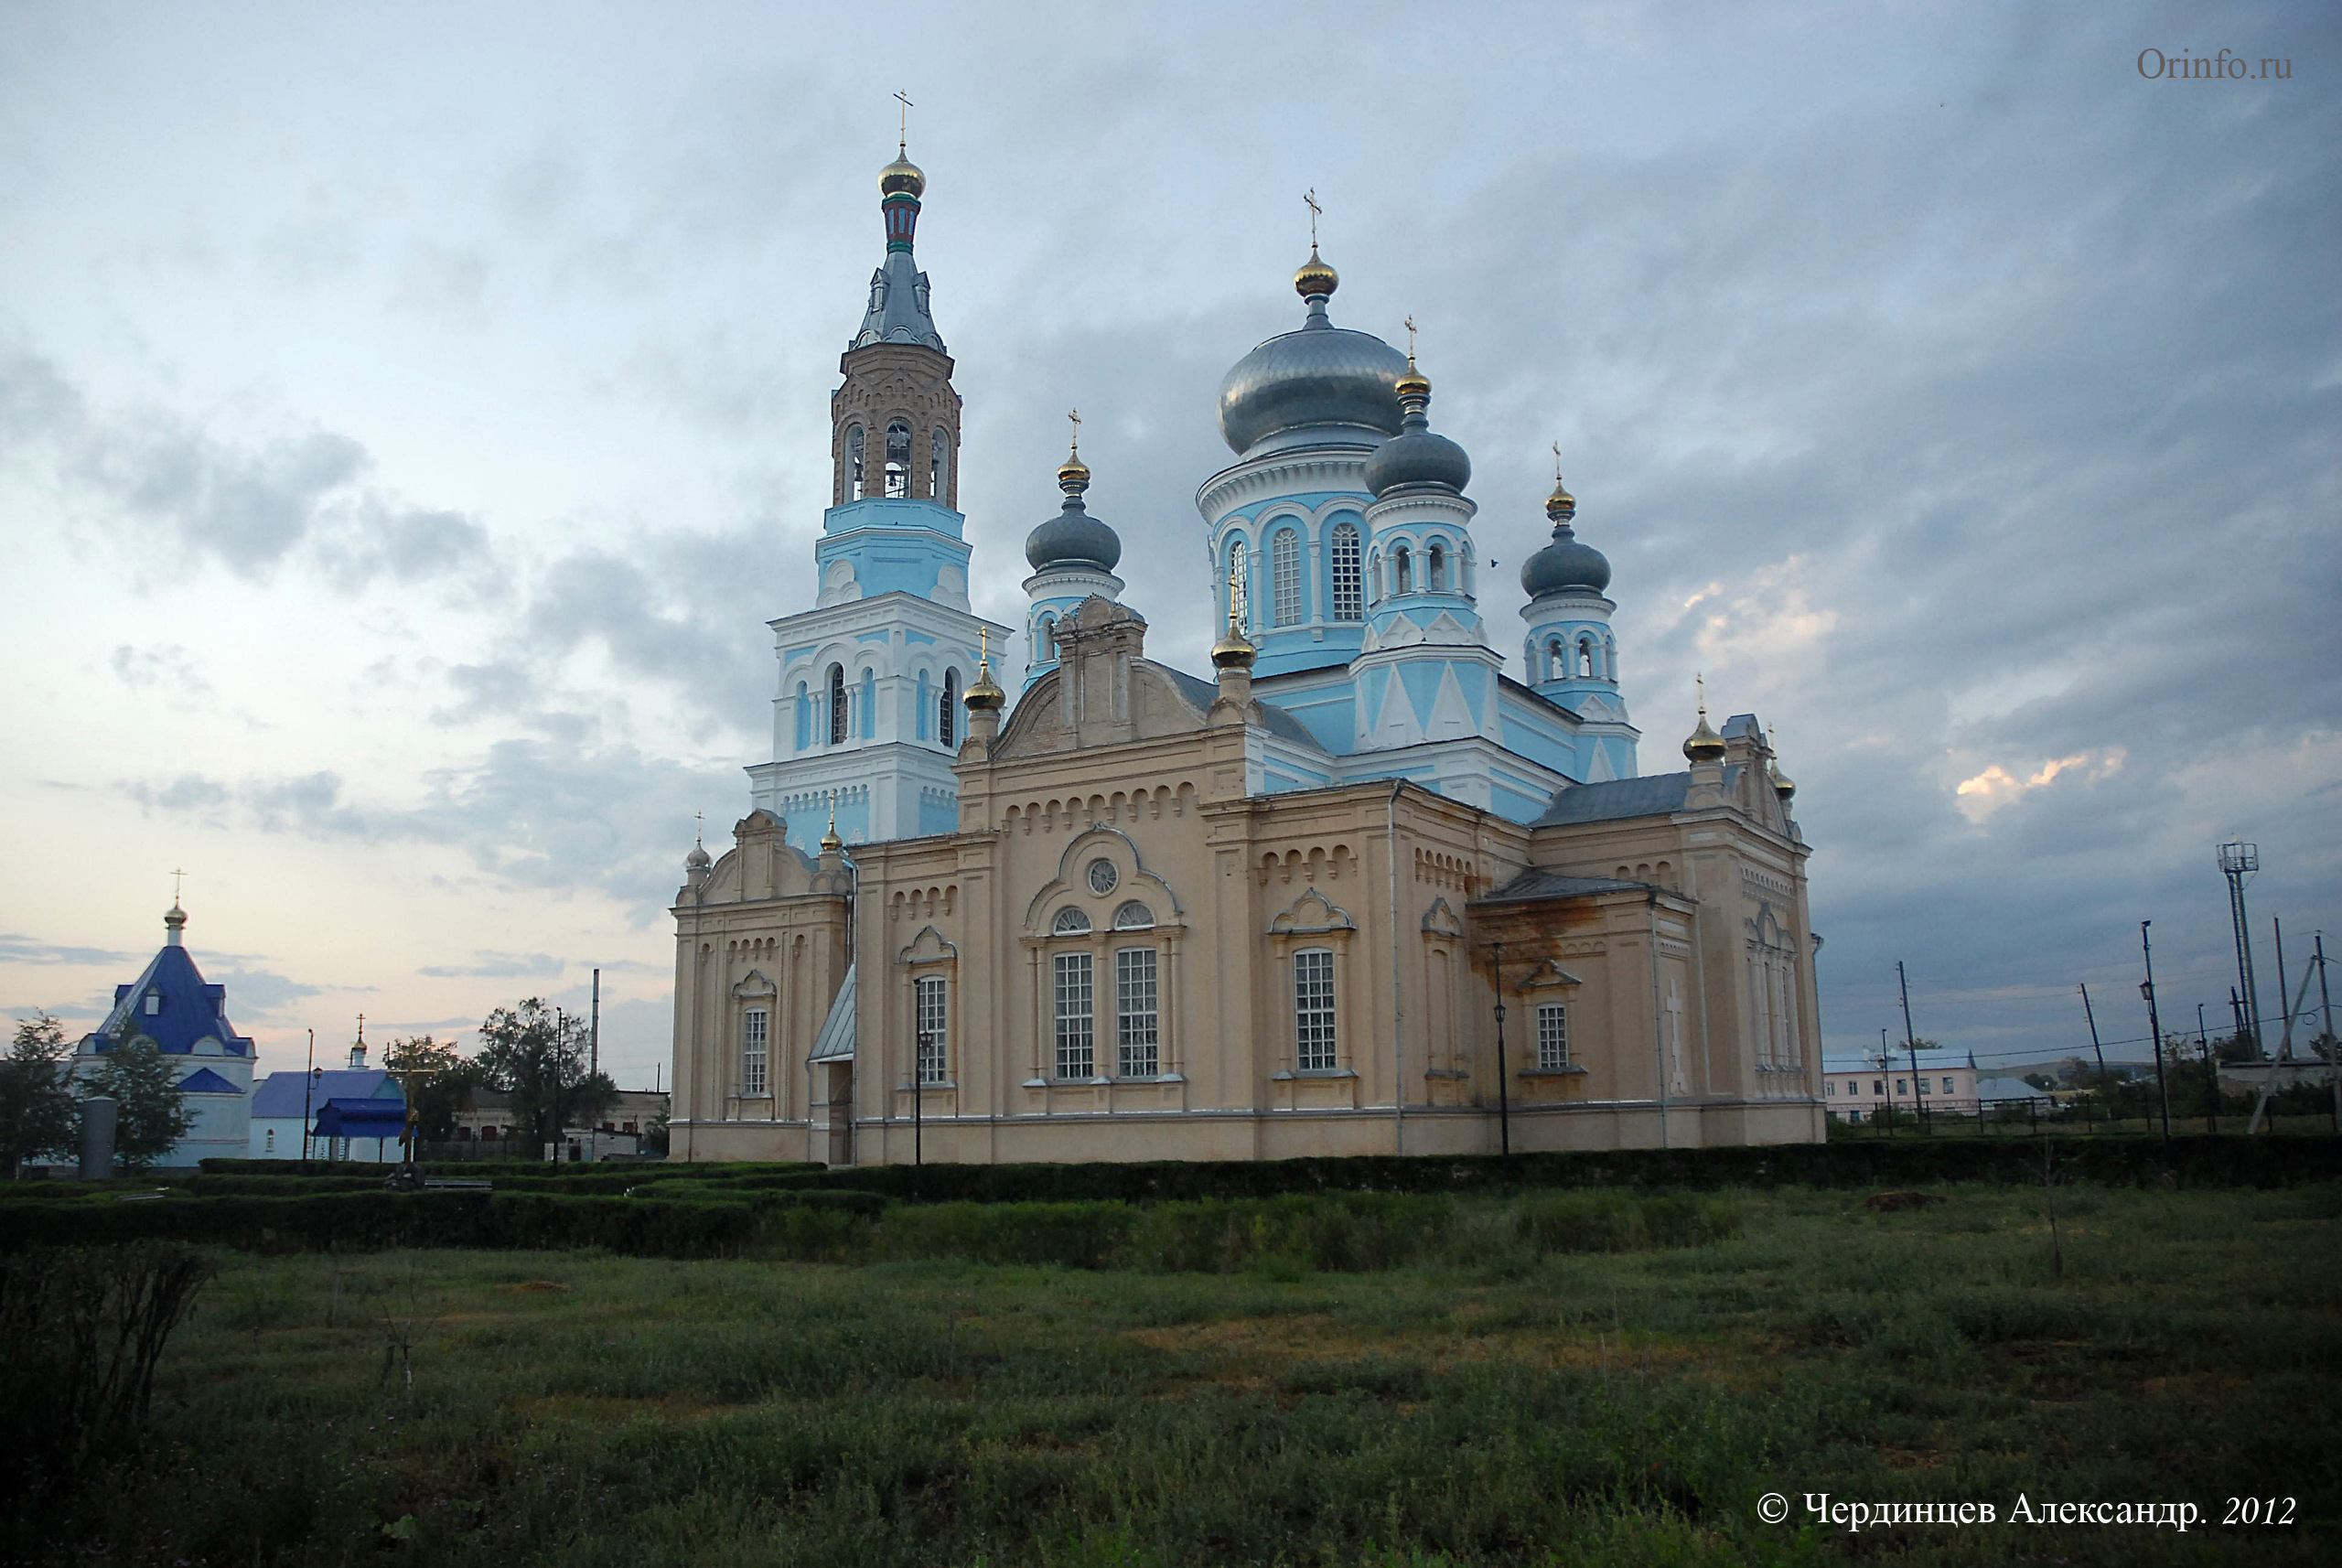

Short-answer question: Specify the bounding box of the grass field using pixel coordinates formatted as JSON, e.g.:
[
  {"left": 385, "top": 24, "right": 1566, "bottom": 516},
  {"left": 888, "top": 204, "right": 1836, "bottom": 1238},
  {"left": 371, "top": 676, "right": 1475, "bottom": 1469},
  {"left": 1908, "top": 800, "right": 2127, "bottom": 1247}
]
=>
[{"left": 8, "top": 1181, "right": 2338, "bottom": 1567}]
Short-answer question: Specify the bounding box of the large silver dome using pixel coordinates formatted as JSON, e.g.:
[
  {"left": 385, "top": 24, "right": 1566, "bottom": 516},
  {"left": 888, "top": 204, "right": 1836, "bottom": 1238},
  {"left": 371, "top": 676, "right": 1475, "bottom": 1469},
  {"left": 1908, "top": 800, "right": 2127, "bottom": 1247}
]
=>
[{"left": 1217, "top": 317, "right": 1408, "bottom": 456}]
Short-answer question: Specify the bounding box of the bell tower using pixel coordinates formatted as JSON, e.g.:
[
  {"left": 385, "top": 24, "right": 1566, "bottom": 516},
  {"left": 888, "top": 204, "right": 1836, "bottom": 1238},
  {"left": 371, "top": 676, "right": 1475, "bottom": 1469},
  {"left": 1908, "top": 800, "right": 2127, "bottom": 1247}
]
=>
[{"left": 746, "top": 137, "right": 1008, "bottom": 853}]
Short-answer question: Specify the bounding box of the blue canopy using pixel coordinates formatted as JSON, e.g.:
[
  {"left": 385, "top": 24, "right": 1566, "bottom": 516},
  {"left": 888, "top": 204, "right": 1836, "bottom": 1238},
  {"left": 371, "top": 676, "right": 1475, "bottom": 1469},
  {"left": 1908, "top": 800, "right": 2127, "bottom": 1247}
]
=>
[{"left": 314, "top": 1098, "right": 409, "bottom": 1139}]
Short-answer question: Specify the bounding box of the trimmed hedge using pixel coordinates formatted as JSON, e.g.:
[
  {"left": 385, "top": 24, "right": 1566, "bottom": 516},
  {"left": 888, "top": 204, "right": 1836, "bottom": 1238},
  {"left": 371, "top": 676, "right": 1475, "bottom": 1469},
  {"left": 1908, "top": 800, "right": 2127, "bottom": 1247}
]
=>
[{"left": 709, "top": 1133, "right": 2342, "bottom": 1205}]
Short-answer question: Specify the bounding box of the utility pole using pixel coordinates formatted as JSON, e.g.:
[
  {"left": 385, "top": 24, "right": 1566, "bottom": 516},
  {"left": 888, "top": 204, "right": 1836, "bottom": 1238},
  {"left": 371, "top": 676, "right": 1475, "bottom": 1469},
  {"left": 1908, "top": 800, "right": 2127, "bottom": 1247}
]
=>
[
  {"left": 1879, "top": 1028, "right": 1895, "bottom": 1134},
  {"left": 2197, "top": 1003, "right": 2217, "bottom": 1133},
  {"left": 588, "top": 968, "right": 601, "bottom": 1165},
  {"left": 1490, "top": 940, "right": 1511, "bottom": 1159},
  {"left": 2315, "top": 932, "right": 2336, "bottom": 1133},
  {"left": 2273, "top": 918, "right": 2293, "bottom": 1060},
  {"left": 2218, "top": 842, "right": 2262, "bottom": 1058},
  {"left": 301, "top": 1027, "right": 316, "bottom": 1170},
  {"left": 1896, "top": 961, "right": 1929, "bottom": 1133},
  {"left": 2140, "top": 921, "right": 2169, "bottom": 1142},
  {"left": 2079, "top": 983, "right": 2108, "bottom": 1079}
]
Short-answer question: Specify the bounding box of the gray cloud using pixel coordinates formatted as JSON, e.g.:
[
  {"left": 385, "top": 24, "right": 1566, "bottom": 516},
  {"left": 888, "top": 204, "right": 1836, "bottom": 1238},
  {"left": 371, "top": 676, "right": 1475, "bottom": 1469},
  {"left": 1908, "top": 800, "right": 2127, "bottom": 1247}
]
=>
[
  {"left": 0, "top": 932, "right": 134, "bottom": 967},
  {"left": 417, "top": 951, "right": 568, "bottom": 980},
  {"left": 209, "top": 967, "right": 323, "bottom": 1016}
]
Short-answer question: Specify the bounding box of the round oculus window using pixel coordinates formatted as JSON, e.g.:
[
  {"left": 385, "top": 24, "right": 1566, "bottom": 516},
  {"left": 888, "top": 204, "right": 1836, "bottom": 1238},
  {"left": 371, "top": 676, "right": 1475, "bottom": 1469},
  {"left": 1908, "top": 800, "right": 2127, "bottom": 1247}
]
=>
[{"left": 1086, "top": 858, "right": 1119, "bottom": 896}]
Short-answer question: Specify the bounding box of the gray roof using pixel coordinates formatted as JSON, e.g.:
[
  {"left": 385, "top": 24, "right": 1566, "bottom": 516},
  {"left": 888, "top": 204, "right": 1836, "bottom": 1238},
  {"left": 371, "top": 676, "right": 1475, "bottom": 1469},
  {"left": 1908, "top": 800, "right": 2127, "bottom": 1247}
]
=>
[
  {"left": 1475, "top": 868, "right": 1651, "bottom": 905},
  {"left": 1026, "top": 497, "right": 1122, "bottom": 571},
  {"left": 810, "top": 964, "right": 857, "bottom": 1061},
  {"left": 1721, "top": 713, "right": 1761, "bottom": 740},
  {"left": 1531, "top": 767, "right": 1747, "bottom": 827},
  {"left": 1160, "top": 667, "right": 1328, "bottom": 753},
  {"left": 850, "top": 251, "right": 946, "bottom": 353}
]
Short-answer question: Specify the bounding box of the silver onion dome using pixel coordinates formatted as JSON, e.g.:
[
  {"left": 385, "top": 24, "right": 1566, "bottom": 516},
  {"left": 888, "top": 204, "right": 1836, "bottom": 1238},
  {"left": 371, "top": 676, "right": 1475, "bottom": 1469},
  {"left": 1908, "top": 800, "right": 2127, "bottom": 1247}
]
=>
[{"left": 1217, "top": 254, "right": 1406, "bottom": 456}]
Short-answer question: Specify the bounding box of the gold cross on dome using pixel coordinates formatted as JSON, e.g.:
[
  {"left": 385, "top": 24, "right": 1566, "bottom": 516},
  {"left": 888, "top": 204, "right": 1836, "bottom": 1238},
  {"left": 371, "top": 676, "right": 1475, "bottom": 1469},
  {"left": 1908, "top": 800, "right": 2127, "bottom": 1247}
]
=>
[
  {"left": 171, "top": 867, "right": 186, "bottom": 904},
  {"left": 1068, "top": 407, "right": 1080, "bottom": 456},
  {"left": 1303, "top": 188, "right": 1322, "bottom": 247},
  {"left": 1403, "top": 316, "right": 1417, "bottom": 360},
  {"left": 893, "top": 90, "right": 913, "bottom": 152},
  {"left": 1552, "top": 439, "right": 1563, "bottom": 479}
]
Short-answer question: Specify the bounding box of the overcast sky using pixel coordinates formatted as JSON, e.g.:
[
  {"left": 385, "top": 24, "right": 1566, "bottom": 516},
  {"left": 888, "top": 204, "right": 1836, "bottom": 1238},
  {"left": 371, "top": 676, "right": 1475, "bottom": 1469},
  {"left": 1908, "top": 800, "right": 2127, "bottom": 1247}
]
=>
[{"left": 2, "top": 1, "right": 2334, "bottom": 1090}]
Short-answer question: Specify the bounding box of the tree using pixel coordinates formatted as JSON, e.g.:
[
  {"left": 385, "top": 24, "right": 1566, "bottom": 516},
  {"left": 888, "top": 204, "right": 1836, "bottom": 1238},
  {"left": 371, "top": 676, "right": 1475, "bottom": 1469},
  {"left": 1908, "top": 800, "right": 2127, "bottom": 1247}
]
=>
[
  {"left": 382, "top": 1035, "right": 487, "bottom": 1142},
  {"left": 1, "top": 1015, "right": 79, "bottom": 1178},
  {"left": 1907, "top": 1036, "right": 1945, "bottom": 1051},
  {"left": 475, "top": 1000, "right": 613, "bottom": 1150},
  {"left": 87, "top": 1036, "right": 188, "bottom": 1173}
]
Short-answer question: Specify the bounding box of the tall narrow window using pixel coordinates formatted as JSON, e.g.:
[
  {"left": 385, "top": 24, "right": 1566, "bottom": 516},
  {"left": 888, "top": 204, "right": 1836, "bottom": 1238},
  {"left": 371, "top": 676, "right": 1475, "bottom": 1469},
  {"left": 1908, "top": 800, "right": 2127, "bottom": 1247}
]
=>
[
  {"left": 828, "top": 664, "right": 848, "bottom": 745},
  {"left": 742, "top": 1007, "right": 768, "bottom": 1096},
  {"left": 1294, "top": 949, "right": 1338, "bottom": 1070},
  {"left": 1394, "top": 547, "right": 1413, "bottom": 595},
  {"left": 795, "top": 681, "right": 811, "bottom": 750},
  {"left": 1536, "top": 1003, "right": 1569, "bottom": 1070},
  {"left": 1116, "top": 948, "right": 1159, "bottom": 1078},
  {"left": 1579, "top": 637, "right": 1596, "bottom": 678},
  {"left": 929, "top": 429, "right": 949, "bottom": 502},
  {"left": 885, "top": 421, "right": 911, "bottom": 498},
  {"left": 915, "top": 975, "right": 948, "bottom": 1084},
  {"left": 1054, "top": 951, "right": 1095, "bottom": 1079},
  {"left": 1329, "top": 521, "right": 1362, "bottom": 620},
  {"left": 940, "top": 671, "right": 958, "bottom": 746},
  {"left": 1271, "top": 529, "right": 1301, "bottom": 627},
  {"left": 1428, "top": 542, "right": 1447, "bottom": 592},
  {"left": 1547, "top": 639, "right": 1566, "bottom": 682},
  {"left": 1224, "top": 536, "right": 1247, "bottom": 626},
  {"left": 846, "top": 426, "right": 865, "bottom": 500}
]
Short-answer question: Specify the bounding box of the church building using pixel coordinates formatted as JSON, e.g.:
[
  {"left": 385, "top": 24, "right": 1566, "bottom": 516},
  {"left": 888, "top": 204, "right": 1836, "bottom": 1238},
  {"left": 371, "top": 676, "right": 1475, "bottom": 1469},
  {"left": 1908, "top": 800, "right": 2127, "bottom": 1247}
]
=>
[
  {"left": 670, "top": 146, "right": 1823, "bottom": 1165},
  {"left": 71, "top": 902, "right": 255, "bottom": 1166}
]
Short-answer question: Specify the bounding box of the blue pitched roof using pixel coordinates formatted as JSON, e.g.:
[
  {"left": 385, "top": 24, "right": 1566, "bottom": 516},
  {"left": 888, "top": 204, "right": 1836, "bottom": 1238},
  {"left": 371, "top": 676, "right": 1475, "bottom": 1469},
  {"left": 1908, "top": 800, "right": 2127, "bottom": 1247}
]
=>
[
  {"left": 1159, "top": 666, "right": 1329, "bottom": 753},
  {"left": 1530, "top": 766, "right": 1746, "bottom": 828},
  {"left": 252, "top": 1069, "right": 401, "bottom": 1118},
  {"left": 81, "top": 930, "right": 255, "bottom": 1058},
  {"left": 177, "top": 1067, "right": 242, "bottom": 1094}
]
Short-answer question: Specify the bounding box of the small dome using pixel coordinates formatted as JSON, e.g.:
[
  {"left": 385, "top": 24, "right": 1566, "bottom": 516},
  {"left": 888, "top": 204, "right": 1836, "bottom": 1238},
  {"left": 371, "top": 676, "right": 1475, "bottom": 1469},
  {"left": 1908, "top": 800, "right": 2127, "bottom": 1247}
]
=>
[
  {"left": 1211, "top": 622, "right": 1256, "bottom": 671},
  {"left": 1294, "top": 246, "right": 1338, "bottom": 300},
  {"left": 1026, "top": 501, "right": 1122, "bottom": 572},
  {"left": 1217, "top": 261, "right": 1408, "bottom": 456},
  {"left": 1683, "top": 691, "right": 1726, "bottom": 764},
  {"left": 964, "top": 660, "right": 1005, "bottom": 712},
  {"left": 1520, "top": 524, "right": 1610, "bottom": 597},
  {"left": 684, "top": 841, "right": 711, "bottom": 871},
  {"left": 879, "top": 155, "right": 925, "bottom": 199},
  {"left": 1364, "top": 371, "right": 1470, "bottom": 498}
]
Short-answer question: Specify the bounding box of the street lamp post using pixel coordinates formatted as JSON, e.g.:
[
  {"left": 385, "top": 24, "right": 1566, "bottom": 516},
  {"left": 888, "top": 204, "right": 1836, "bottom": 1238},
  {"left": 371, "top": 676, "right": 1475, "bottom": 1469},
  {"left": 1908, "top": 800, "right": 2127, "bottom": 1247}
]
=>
[
  {"left": 300, "top": 1028, "right": 317, "bottom": 1169},
  {"left": 1490, "top": 940, "right": 1510, "bottom": 1159},
  {"left": 912, "top": 1027, "right": 928, "bottom": 1168}
]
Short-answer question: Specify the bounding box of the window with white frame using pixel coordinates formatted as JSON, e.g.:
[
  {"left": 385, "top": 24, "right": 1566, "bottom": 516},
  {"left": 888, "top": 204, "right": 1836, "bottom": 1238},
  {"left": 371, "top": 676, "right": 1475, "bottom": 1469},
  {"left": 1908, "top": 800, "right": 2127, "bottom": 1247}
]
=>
[
  {"left": 940, "top": 671, "right": 958, "bottom": 747},
  {"left": 742, "top": 1007, "right": 768, "bottom": 1096},
  {"left": 1052, "top": 907, "right": 1091, "bottom": 935},
  {"left": 1112, "top": 900, "right": 1155, "bottom": 929},
  {"left": 265, "top": 1127, "right": 275, "bottom": 1152},
  {"left": 1115, "top": 948, "right": 1158, "bottom": 1077},
  {"left": 1294, "top": 948, "right": 1338, "bottom": 1070},
  {"left": 1941, "top": 1076, "right": 1954, "bottom": 1095},
  {"left": 145, "top": 992, "right": 160, "bottom": 1015},
  {"left": 1329, "top": 522, "right": 1362, "bottom": 620},
  {"left": 1825, "top": 1080, "right": 1836, "bottom": 1096},
  {"left": 916, "top": 975, "right": 948, "bottom": 1084},
  {"left": 1535, "top": 1002, "right": 1569, "bottom": 1070},
  {"left": 1054, "top": 952, "right": 1095, "bottom": 1079},
  {"left": 1271, "top": 529, "right": 1301, "bottom": 627}
]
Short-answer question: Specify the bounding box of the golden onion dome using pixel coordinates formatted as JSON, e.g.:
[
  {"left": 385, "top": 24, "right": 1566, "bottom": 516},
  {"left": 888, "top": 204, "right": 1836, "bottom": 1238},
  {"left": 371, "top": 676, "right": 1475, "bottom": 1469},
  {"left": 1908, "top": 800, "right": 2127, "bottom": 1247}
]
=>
[
  {"left": 1545, "top": 475, "right": 1576, "bottom": 524},
  {"left": 819, "top": 823, "right": 843, "bottom": 853},
  {"left": 963, "top": 660, "right": 1005, "bottom": 713},
  {"left": 1294, "top": 245, "right": 1338, "bottom": 299},
  {"left": 1211, "top": 625, "right": 1257, "bottom": 671},
  {"left": 1057, "top": 453, "right": 1090, "bottom": 494},
  {"left": 1770, "top": 758, "right": 1796, "bottom": 801},
  {"left": 1683, "top": 710, "right": 1726, "bottom": 764},
  {"left": 879, "top": 154, "right": 925, "bottom": 199},
  {"left": 1393, "top": 360, "right": 1430, "bottom": 400}
]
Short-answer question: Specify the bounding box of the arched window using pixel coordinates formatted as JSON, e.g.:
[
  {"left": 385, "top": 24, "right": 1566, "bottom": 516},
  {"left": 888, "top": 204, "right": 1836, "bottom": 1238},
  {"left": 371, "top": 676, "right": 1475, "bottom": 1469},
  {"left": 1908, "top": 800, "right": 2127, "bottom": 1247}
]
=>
[
  {"left": 1547, "top": 639, "right": 1566, "bottom": 682},
  {"left": 1224, "top": 536, "right": 1247, "bottom": 625},
  {"left": 929, "top": 429, "right": 949, "bottom": 502},
  {"left": 1394, "top": 546, "right": 1413, "bottom": 595},
  {"left": 1052, "top": 907, "right": 1092, "bottom": 935},
  {"left": 1037, "top": 614, "right": 1057, "bottom": 660},
  {"left": 1428, "top": 542, "right": 1447, "bottom": 592},
  {"left": 1578, "top": 637, "right": 1596, "bottom": 678},
  {"left": 1270, "top": 528, "right": 1301, "bottom": 627},
  {"left": 828, "top": 663, "right": 848, "bottom": 745},
  {"left": 846, "top": 426, "right": 865, "bottom": 501},
  {"left": 1112, "top": 900, "right": 1155, "bottom": 929},
  {"left": 884, "top": 421, "right": 911, "bottom": 498},
  {"left": 940, "top": 670, "right": 958, "bottom": 746},
  {"left": 794, "top": 680, "right": 811, "bottom": 750},
  {"left": 1329, "top": 521, "right": 1362, "bottom": 620}
]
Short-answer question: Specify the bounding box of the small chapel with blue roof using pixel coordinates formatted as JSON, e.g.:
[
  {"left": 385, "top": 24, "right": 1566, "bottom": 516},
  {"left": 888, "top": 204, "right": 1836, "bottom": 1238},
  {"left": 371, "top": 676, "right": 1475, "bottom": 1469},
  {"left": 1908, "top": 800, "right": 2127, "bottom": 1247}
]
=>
[{"left": 72, "top": 901, "right": 255, "bottom": 1166}]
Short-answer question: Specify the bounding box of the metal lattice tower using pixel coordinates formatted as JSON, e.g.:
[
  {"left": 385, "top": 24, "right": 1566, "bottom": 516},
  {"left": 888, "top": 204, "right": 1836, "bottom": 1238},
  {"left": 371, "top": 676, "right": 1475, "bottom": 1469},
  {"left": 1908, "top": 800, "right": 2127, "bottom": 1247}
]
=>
[{"left": 2218, "top": 841, "right": 2262, "bottom": 1058}]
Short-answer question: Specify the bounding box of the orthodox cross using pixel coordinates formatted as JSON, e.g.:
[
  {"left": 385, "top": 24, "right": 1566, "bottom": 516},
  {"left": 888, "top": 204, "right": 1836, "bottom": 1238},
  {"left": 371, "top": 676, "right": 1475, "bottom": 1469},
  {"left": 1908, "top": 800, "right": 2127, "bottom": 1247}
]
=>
[
  {"left": 1403, "top": 316, "right": 1417, "bottom": 361},
  {"left": 1067, "top": 407, "right": 1080, "bottom": 456},
  {"left": 893, "top": 91, "right": 913, "bottom": 153},
  {"left": 693, "top": 810, "right": 704, "bottom": 847},
  {"left": 1696, "top": 671, "right": 1710, "bottom": 719},
  {"left": 171, "top": 867, "right": 186, "bottom": 905},
  {"left": 1303, "top": 188, "right": 1321, "bottom": 248},
  {"left": 1552, "top": 439, "right": 1564, "bottom": 480}
]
